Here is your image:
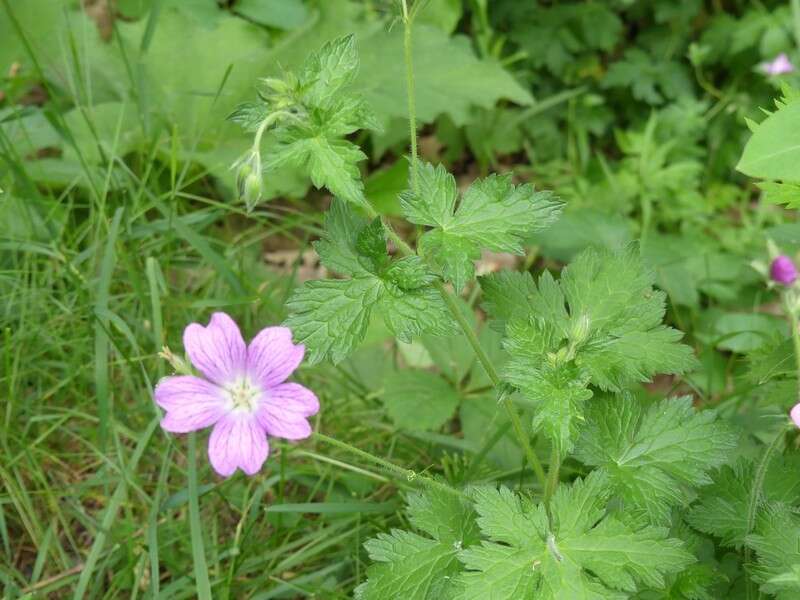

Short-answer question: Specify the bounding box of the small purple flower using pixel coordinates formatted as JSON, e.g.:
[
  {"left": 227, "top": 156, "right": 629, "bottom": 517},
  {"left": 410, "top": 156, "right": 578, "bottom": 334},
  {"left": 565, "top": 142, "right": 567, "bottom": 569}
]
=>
[
  {"left": 155, "top": 313, "right": 318, "bottom": 477},
  {"left": 770, "top": 255, "right": 798, "bottom": 286},
  {"left": 762, "top": 53, "right": 795, "bottom": 76}
]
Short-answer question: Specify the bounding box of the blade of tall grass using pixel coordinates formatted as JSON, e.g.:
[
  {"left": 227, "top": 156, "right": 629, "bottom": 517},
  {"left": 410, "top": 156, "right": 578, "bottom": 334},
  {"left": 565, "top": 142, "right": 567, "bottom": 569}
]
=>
[
  {"left": 94, "top": 207, "right": 124, "bottom": 453},
  {"left": 72, "top": 416, "right": 159, "bottom": 599},
  {"left": 187, "top": 432, "right": 213, "bottom": 600}
]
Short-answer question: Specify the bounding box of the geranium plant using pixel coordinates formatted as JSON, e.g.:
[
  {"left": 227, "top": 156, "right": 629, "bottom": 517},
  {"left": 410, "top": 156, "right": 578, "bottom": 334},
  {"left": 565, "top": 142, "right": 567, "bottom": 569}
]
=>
[{"left": 206, "top": 2, "right": 800, "bottom": 598}]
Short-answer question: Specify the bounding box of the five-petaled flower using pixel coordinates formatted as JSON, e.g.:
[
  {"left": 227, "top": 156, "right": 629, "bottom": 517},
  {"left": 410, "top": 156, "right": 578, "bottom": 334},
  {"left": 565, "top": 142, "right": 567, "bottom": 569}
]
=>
[{"left": 155, "top": 312, "right": 318, "bottom": 477}]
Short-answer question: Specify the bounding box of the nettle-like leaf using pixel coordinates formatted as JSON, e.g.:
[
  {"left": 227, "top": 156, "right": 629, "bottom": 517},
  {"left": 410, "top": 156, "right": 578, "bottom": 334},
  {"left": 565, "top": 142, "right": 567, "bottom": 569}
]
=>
[
  {"left": 687, "top": 455, "right": 800, "bottom": 549},
  {"left": 481, "top": 246, "right": 696, "bottom": 453},
  {"left": 233, "top": 34, "right": 379, "bottom": 207},
  {"left": 264, "top": 134, "right": 369, "bottom": 207},
  {"left": 284, "top": 276, "right": 383, "bottom": 365},
  {"left": 227, "top": 102, "right": 270, "bottom": 132},
  {"left": 746, "top": 503, "right": 800, "bottom": 599},
  {"left": 458, "top": 471, "right": 694, "bottom": 598},
  {"left": 646, "top": 520, "right": 727, "bottom": 600},
  {"left": 285, "top": 200, "right": 456, "bottom": 363},
  {"left": 574, "top": 395, "right": 736, "bottom": 524},
  {"left": 356, "top": 489, "right": 479, "bottom": 600},
  {"left": 400, "top": 161, "right": 563, "bottom": 292},
  {"left": 738, "top": 95, "right": 800, "bottom": 184}
]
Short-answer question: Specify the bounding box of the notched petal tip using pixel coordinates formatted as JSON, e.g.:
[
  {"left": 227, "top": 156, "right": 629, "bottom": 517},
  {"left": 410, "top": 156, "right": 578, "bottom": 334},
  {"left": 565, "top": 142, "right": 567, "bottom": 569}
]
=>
[
  {"left": 246, "top": 326, "right": 306, "bottom": 388},
  {"left": 208, "top": 415, "right": 270, "bottom": 477},
  {"left": 183, "top": 312, "right": 247, "bottom": 385},
  {"left": 256, "top": 383, "right": 319, "bottom": 440}
]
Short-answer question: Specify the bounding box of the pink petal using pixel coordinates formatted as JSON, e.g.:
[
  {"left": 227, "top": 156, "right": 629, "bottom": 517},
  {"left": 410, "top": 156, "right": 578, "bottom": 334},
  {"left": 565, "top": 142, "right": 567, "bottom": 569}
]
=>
[
  {"left": 256, "top": 383, "right": 319, "bottom": 440},
  {"left": 183, "top": 312, "right": 247, "bottom": 385},
  {"left": 155, "top": 375, "right": 227, "bottom": 433},
  {"left": 246, "top": 326, "right": 305, "bottom": 388},
  {"left": 208, "top": 414, "right": 269, "bottom": 477},
  {"left": 791, "top": 404, "right": 800, "bottom": 429},
  {"left": 763, "top": 53, "right": 795, "bottom": 75}
]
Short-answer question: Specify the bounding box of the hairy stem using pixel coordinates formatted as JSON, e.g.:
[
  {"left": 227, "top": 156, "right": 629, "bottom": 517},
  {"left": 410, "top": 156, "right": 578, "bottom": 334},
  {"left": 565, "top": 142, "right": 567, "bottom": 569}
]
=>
[
  {"left": 784, "top": 293, "right": 800, "bottom": 402},
  {"left": 313, "top": 432, "right": 466, "bottom": 498},
  {"left": 437, "top": 281, "right": 547, "bottom": 489},
  {"left": 744, "top": 425, "right": 786, "bottom": 600},
  {"left": 382, "top": 2, "right": 548, "bottom": 493},
  {"left": 744, "top": 288, "right": 798, "bottom": 598},
  {"left": 401, "top": 0, "right": 418, "bottom": 191},
  {"left": 544, "top": 446, "right": 561, "bottom": 514},
  {"left": 253, "top": 110, "right": 290, "bottom": 151}
]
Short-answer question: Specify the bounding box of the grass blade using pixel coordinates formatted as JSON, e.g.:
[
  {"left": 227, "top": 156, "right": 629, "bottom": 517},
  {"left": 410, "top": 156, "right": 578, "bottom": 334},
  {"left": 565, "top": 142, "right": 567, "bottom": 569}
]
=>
[
  {"left": 187, "top": 432, "right": 213, "bottom": 600},
  {"left": 72, "top": 417, "right": 159, "bottom": 599}
]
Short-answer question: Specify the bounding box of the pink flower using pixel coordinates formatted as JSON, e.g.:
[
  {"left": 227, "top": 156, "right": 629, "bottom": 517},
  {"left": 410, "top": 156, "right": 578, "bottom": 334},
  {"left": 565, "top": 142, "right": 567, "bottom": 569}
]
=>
[
  {"left": 155, "top": 313, "right": 318, "bottom": 477},
  {"left": 792, "top": 404, "right": 800, "bottom": 429},
  {"left": 770, "top": 255, "right": 798, "bottom": 286},
  {"left": 762, "top": 53, "right": 795, "bottom": 76}
]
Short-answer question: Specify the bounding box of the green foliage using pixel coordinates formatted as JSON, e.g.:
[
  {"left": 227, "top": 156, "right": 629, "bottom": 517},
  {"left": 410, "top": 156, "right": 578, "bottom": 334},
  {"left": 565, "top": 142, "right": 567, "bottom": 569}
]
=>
[
  {"left": 575, "top": 395, "right": 736, "bottom": 524},
  {"left": 604, "top": 49, "right": 693, "bottom": 106},
  {"left": 358, "top": 474, "right": 698, "bottom": 598},
  {"left": 286, "top": 200, "right": 456, "bottom": 363},
  {"left": 482, "top": 246, "right": 696, "bottom": 453},
  {"left": 459, "top": 472, "right": 694, "bottom": 598},
  {"left": 7, "top": 0, "right": 800, "bottom": 597},
  {"left": 382, "top": 370, "right": 462, "bottom": 431},
  {"left": 285, "top": 276, "right": 383, "bottom": 365},
  {"left": 232, "top": 34, "right": 376, "bottom": 208},
  {"left": 746, "top": 503, "right": 800, "bottom": 599},
  {"left": 497, "top": 2, "right": 623, "bottom": 76},
  {"left": 359, "top": 23, "right": 533, "bottom": 126},
  {"left": 738, "top": 94, "right": 800, "bottom": 184},
  {"left": 401, "top": 162, "right": 563, "bottom": 291},
  {"left": 688, "top": 455, "right": 800, "bottom": 549},
  {"left": 356, "top": 489, "right": 479, "bottom": 600}
]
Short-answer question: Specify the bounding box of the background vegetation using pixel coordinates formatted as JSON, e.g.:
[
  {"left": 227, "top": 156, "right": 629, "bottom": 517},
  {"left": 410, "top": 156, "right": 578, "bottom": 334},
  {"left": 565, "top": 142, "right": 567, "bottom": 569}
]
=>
[{"left": 2, "top": 0, "right": 800, "bottom": 597}]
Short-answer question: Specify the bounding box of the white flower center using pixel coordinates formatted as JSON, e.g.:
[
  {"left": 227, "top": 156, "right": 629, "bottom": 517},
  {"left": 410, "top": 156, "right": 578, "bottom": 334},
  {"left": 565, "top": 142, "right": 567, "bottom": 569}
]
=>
[{"left": 224, "top": 376, "right": 261, "bottom": 413}]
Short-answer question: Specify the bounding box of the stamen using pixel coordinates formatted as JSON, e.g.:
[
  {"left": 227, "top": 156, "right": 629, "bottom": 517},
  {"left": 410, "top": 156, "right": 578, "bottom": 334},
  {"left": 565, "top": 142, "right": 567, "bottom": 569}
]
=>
[{"left": 225, "top": 377, "right": 261, "bottom": 413}]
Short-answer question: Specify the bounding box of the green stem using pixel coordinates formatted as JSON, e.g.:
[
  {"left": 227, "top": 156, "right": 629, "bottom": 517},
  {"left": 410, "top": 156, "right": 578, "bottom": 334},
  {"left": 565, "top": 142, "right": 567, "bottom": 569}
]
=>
[
  {"left": 436, "top": 281, "right": 547, "bottom": 489},
  {"left": 187, "top": 433, "right": 213, "bottom": 600},
  {"left": 313, "top": 432, "right": 466, "bottom": 498},
  {"left": 253, "top": 110, "right": 290, "bottom": 151},
  {"left": 784, "top": 293, "right": 800, "bottom": 401},
  {"left": 544, "top": 446, "right": 561, "bottom": 511},
  {"left": 744, "top": 425, "right": 786, "bottom": 600},
  {"left": 743, "top": 288, "right": 798, "bottom": 598},
  {"left": 401, "top": 0, "right": 418, "bottom": 190},
  {"left": 377, "top": 0, "right": 548, "bottom": 493},
  {"left": 503, "top": 394, "right": 548, "bottom": 490},
  {"left": 364, "top": 204, "right": 547, "bottom": 489}
]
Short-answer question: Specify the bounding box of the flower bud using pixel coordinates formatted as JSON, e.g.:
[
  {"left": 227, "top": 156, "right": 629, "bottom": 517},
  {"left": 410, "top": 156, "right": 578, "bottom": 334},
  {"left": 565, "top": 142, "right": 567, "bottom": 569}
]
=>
[
  {"left": 770, "top": 255, "right": 797, "bottom": 286},
  {"left": 259, "top": 77, "right": 290, "bottom": 94},
  {"left": 242, "top": 173, "right": 262, "bottom": 210},
  {"left": 234, "top": 151, "right": 263, "bottom": 211}
]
